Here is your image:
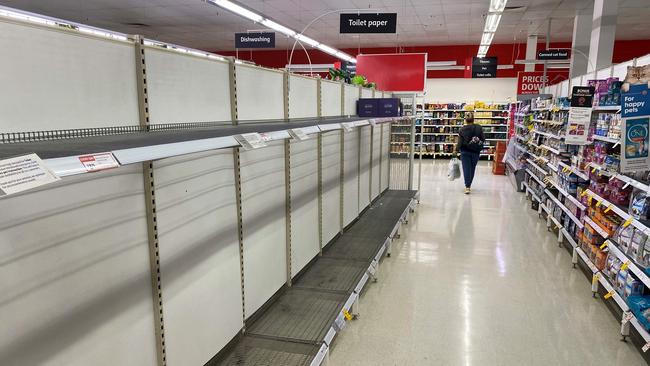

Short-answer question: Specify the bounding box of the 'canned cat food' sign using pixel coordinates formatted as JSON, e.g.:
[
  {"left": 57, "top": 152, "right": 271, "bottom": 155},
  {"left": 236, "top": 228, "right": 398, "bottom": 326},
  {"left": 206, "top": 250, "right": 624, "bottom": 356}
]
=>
[{"left": 621, "top": 84, "right": 650, "bottom": 172}]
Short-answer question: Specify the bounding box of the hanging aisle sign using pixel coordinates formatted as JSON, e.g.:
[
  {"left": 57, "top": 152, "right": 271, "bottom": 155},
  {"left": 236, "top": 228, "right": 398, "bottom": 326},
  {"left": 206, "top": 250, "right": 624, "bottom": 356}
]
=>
[
  {"left": 340, "top": 13, "right": 397, "bottom": 33},
  {"left": 621, "top": 84, "right": 650, "bottom": 172},
  {"left": 235, "top": 32, "right": 275, "bottom": 48},
  {"left": 565, "top": 86, "right": 594, "bottom": 145},
  {"left": 471, "top": 57, "right": 497, "bottom": 78},
  {"left": 537, "top": 49, "right": 571, "bottom": 60}
]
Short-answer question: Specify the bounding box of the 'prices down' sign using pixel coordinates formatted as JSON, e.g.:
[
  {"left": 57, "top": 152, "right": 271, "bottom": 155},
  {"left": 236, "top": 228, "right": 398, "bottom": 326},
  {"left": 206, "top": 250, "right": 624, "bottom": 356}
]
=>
[{"left": 517, "top": 72, "right": 548, "bottom": 95}]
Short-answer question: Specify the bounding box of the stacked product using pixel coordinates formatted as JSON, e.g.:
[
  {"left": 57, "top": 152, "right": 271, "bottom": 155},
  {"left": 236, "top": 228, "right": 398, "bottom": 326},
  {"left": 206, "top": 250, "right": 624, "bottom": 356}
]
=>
[{"left": 588, "top": 78, "right": 622, "bottom": 107}]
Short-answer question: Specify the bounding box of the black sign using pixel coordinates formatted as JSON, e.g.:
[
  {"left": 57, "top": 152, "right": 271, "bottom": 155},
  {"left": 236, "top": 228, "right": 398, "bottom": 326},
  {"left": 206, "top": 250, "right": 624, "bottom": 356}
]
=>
[
  {"left": 471, "top": 57, "right": 497, "bottom": 78},
  {"left": 570, "top": 86, "right": 595, "bottom": 107},
  {"left": 537, "top": 48, "right": 570, "bottom": 60},
  {"left": 235, "top": 32, "right": 275, "bottom": 48},
  {"left": 340, "top": 13, "right": 397, "bottom": 33}
]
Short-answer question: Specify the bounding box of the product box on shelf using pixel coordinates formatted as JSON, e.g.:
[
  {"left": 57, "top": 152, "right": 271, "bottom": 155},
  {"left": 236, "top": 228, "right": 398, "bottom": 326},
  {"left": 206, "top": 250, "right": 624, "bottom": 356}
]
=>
[{"left": 357, "top": 98, "right": 400, "bottom": 117}]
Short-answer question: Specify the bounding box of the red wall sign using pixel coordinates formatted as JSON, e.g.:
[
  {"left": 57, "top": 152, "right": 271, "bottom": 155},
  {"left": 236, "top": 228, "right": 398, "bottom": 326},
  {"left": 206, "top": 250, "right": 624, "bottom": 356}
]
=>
[
  {"left": 517, "top": 72, "right": 549, "bottom": 95},
  {"left": 356, "top": 53, "right": 427, "bottom": 92}
]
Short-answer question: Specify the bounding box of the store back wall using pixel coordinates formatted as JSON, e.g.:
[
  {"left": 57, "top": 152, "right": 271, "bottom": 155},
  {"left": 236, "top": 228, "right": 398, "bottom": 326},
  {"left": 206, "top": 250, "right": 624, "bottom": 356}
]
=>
[{"left": 424, "top": 78, "right": 517, "bottom": 104}]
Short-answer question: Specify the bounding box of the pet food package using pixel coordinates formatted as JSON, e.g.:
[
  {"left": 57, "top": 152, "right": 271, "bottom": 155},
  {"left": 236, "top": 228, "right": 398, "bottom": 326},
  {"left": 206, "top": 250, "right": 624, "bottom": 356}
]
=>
[
  {"left": 617, "top": 268, "right": 629, "bottom": 295},
  {"left": 616, "top": 225, "right": 635, "bottom": 253},
  {"left": 640, "top": 239, "right": 650, "bottom": 270},
  {"left": 625, "top": 274, "right": 644, "bottom": 299},
  {"left": 630, "top": 230, "right": 649, "bottom": 261},
  {"left": 630, "top": 189, "right": 650, "bottom": 221},
  {"left": 628, "top": 295, "right": 650, "bottom": 331}
]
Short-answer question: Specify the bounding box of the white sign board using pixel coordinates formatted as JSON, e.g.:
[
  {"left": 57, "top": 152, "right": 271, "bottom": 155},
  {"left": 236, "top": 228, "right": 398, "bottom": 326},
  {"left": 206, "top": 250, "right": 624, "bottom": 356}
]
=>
[
  {"left": 0, "top": 154, "right": 60, "bottom": 196},
  {"left": 235, "top": 133, "right": 267, "bottom": 150},
  {"left": 565, "top": 107, "right": 591, "bottom": 144},
  {"left": 79, "top": 152, "right": 120, "bottom": 172}
]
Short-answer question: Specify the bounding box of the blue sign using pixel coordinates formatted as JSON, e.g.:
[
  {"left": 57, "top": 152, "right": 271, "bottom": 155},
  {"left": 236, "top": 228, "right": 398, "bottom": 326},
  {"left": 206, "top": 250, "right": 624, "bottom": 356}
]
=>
[{"left": 622, "top": 84, "right": 650, "bottom": 118}]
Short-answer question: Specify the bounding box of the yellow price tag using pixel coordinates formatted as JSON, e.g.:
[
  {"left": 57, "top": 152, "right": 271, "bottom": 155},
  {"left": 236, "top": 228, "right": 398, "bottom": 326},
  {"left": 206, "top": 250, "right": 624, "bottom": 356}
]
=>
[
  {"left": 591, "top": 167, "right": 597, "bottom": 173},
  {"left": 604, "top": 205, "right": 612, "bottom": 213},
  {"left": 621, "top": 261, "right": 630, "bottom": 271},
  {"left": 588, "top": 196, "right": 593, "bottom": 205},
  {"left": 623, "top": 218, "right": 633, "bottom": 228},
  {"left": 604, "top": 291, "right": 615, "bottom": 299},
  {"left": 596, "top": 200, "right": 602, "bottom": 208},
  {"left": 343, "top": 309, "right": 353, "bottom": 321},
  {"left": 600, "top": 242, "right": 609, "bottom": 250},
  {"left": 592, "top": 274, "right": 600, "bottom": 285},
  {"left": 563, "top": 166, "right": 569, "bottom": 173},
  {"left": 580, "top": 191, "right": 587, "bottom": 197}
]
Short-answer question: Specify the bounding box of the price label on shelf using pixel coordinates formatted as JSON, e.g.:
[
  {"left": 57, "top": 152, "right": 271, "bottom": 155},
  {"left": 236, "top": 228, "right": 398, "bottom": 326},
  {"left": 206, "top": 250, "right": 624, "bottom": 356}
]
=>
[
  {"left": 580, "top": 190, "right": 587, "bottom": 197},
  {"left": 621, "top": 261, "right": 630, "bottom": 271},
  {"left": 623, "top": 218, "right": 633, "bottom": 228},
  {"left": 600, "top": 242, "right": 609, "bottom": 250},
  {"left": 341, "top": 122, "right": 354, "bottom": 132},
  {"left": 288, "top": 128, "right": 309, "bottom": 141},
  {"left": 604, "top": 205, "right": 612, "bottom": 213},
  {"left": 604, "top": 291, "right": 615, "bottom": 299},
  {"left": 343, "top": 309, "right": 353, "bottom": 321},
  {"left": 643, "top": 343, "right": 650, "bottom": 353},
  {"left": 78, "top": 152, "right": 120, "bottom": 173},
  {"left": 624, "top": 311, "right": 634, "bottom": 324},
  {"left": 235, "top": 133, "right": 267, "bottom": 150},
  {"left": 592, "top": 274, "right": 600, "bottom": 285},
  {"left": 595, "top": 200, "right": 602, "bottom": 208},
  {"left": 591, "top": 167, "right": 597, "bottom": 173}
]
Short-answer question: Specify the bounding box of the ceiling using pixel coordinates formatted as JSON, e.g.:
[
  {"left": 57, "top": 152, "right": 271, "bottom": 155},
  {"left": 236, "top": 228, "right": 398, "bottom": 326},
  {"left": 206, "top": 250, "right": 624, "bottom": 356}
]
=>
[{"left": 1, "top": 0, "right": 650, "bottom": 51}]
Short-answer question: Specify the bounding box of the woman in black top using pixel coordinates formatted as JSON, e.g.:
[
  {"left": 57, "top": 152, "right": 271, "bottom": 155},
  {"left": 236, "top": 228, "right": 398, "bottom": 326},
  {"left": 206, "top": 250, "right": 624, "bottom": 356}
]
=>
[{"left": 455, "top": 115, "right": 485, "bottom": 194}]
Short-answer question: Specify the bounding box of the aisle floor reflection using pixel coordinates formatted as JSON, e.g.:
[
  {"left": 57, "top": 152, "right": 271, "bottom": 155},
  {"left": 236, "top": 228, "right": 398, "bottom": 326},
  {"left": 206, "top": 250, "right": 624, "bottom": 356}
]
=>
[{"left": 329, "top": 160, "right": 646, "bottom": 366}]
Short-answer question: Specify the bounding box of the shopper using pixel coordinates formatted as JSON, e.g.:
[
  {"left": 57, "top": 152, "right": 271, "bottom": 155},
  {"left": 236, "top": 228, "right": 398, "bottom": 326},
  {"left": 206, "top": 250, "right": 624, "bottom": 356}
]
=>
[{"left": 455, "top": 114, "right": 485, "bottom": 194}]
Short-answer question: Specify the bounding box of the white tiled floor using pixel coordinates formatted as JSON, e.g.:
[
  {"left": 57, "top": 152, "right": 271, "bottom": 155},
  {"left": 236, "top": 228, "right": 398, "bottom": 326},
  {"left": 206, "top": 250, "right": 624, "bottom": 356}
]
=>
[{"left": 330, "top": 160, "right": 647, "bottom": 366}]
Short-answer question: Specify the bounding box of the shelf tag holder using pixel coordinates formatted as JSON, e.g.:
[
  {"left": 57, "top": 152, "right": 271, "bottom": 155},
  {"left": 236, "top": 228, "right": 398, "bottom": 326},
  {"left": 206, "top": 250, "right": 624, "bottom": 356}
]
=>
[
  {"left": 604, "top": 290, "right": 615, "bottom": 299},
  {"left": 621, "top": 261, "right": 630, "bottom": 271},
  {"left": 604, "top": 205, "right": 613, "bottom": 213},
  {"left": 289, "top": 128, "right": 309, "bottom": 141},
  {"left": 235, "top": 133, "right": 267, "bottom": 150},
  {"left": 600, "top": 242, "right": 609, "bottom": 250},
  {"left": 623, "top": 218, "right": 633, "bottom": 228}
]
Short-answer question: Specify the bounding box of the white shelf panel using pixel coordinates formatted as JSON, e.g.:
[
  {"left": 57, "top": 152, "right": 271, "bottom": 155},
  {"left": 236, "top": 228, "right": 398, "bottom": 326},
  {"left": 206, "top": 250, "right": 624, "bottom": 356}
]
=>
[
  {"left": 557, "top": 162, "right": 590, "bottom": 181},
  {"left": 544, "top": 189, "right": 584, "bottom": 228},
  {"left": 526, "top": 159, "right": 549, "bottom": 175},
  {"left": 548, "top": 180, "right": 586, "bottom": 210},
  {"left": 606, "top": 240, "right": 650, "bottom": 289},
  {"left": 526, "top": 168, "right": 545, "bottom": 186},
  {"left": 583, "top": 216, "right": 609, "bottom": 238},
  {"left": 592, "top": 135, "right": 620, "bottom": 144},
  {"left": 532, "top": 129, "right": 564, "bottom": 140}
]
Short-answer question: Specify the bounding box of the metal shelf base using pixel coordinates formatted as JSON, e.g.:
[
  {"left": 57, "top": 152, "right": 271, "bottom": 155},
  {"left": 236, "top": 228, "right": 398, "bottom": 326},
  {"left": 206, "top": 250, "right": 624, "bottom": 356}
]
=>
[{"left": 208, "top": 189, "right": 417, "bottom": 366}]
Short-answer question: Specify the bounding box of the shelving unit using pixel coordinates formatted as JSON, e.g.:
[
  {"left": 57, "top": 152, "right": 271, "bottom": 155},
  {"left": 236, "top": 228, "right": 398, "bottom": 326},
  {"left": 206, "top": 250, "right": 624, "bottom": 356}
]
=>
[
  {"left": 511, "top": 66, "right": 650, "bottom": 356},
  {"left": 404, "top": 102, "right": 510, "bottom": 159}
]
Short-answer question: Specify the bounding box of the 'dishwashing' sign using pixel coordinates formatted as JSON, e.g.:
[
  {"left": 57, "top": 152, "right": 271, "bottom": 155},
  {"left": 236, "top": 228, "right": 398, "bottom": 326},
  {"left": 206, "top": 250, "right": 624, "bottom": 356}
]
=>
[{"left": 621, "top": 85, "right": 650, "bottom": 172}]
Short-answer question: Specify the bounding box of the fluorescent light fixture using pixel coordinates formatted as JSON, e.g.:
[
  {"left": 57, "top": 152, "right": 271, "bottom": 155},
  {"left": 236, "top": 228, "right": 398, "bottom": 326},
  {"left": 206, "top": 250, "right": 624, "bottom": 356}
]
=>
[
  {"left": 261, "top": 19, "right": 296, "bottom": 36},
  {"left": 480, "top": 32, "right": 494, "bottom": 46},
  {"left": 205, "top": 0, "right": 263, "bottom": 22},
  {"left": 489, "top": 0, "right": 508, "bottom": 12},
  {"left": 295, "top": 34, "right": 320, "bottom": 47},
  {"left": 484, "top": 14, "right": 502, "bottom": 32},
  {"left": 204, "top": 0, "right": 355, "bottom": 63},
  {"left": 426, "top": 61, "right": 457, "bottom": 67},
  {"left": 477, "top": 0, "right": 506, "bottom": 57},
  {"left": 317, "top": 44, "right": 339, "bottom": 56}
]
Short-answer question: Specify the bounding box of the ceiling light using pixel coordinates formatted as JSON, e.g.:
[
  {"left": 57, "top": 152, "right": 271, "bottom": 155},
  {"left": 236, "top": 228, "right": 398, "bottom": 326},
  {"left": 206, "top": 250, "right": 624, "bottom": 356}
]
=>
[
  {"left": 295, "top": 34, "right": 320, "bottom": 47},
  {"left": 317, "top": 44, "right": 338, "bottom": 56},
  {"left": 484, "top": 14, "right": 502, "bottom": 32},
  {"left": 480, "top": 32, "right": 494, "bottom": 46},
  {"left": 489, "top": 0, "right": 508, "bottom": 12},
  {"left": 205, "top": 0, "right": 263, "bottom": 23},
  {"left": 261, "top": 19, "right": 296, "bottom": 36},
  {"left": 204, "top": 0, "right": 356, "bottom": 63}
]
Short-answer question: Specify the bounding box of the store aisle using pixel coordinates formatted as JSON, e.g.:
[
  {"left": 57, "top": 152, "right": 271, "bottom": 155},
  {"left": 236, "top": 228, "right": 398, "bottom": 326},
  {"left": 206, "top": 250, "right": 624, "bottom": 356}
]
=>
[{"left": 330, "top": 160, "right": 647, "bottom": 366}]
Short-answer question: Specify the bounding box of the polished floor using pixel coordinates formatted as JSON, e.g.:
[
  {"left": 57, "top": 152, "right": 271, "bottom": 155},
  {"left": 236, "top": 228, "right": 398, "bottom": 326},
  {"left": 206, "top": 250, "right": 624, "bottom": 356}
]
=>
[{"left": 330, "top": 160, "right": 647, "bottom": 366}]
